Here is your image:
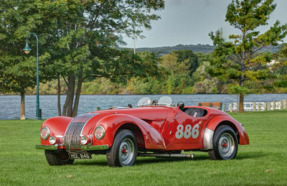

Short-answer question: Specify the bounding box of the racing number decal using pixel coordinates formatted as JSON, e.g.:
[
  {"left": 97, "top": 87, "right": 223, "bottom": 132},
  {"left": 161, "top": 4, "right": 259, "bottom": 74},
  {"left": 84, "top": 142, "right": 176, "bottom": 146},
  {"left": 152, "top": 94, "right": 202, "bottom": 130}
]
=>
[
  {"left": 175, "top": 124, "right": 199, "bottom": 139},
  {"left": 175, "top": 125, "right": 184, "bottom": 139}
]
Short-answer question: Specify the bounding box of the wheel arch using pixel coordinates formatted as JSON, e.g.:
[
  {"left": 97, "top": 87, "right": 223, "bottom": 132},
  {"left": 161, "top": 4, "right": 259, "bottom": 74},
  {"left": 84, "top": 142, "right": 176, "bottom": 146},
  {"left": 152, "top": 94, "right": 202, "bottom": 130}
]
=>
[
  {"left": 116, "top": 123, "right": 145, "bottom": 150},
  {"left": 203, "top": 115, "right": 249, "bottom": 150},
  {"left": 214, "top": 121, "right": 239, "bottom": 144}
]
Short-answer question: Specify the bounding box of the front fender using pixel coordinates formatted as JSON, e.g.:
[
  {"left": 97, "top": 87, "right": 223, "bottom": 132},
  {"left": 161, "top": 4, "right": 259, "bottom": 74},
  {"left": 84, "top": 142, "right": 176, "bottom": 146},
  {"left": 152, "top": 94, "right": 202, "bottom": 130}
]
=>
[
  {"left": 203, "top": 115, "right": 249, "bottom": 150},
  {"left": 40, "top": 116, "right": 73, "bottom": 146},
  {"left": 94, "top": 114, "right": 166, "bottom": 150}
]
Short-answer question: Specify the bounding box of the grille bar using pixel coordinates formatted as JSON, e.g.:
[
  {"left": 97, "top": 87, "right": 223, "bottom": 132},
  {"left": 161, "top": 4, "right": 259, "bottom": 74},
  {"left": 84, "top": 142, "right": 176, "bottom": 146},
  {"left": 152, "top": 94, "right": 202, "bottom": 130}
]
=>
[{"left": 64, "top": 113, "right": 98, "bottom": 150}]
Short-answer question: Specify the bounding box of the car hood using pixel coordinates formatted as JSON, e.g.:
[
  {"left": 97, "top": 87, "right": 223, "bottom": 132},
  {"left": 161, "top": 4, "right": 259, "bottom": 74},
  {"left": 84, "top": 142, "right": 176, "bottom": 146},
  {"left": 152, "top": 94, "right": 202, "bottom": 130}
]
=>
[
  {"left": 91, "top": 106, "right": 170, "bottom": 121},
  {"left": 71, "top": 106, "right": 170, "bottom": 138}
]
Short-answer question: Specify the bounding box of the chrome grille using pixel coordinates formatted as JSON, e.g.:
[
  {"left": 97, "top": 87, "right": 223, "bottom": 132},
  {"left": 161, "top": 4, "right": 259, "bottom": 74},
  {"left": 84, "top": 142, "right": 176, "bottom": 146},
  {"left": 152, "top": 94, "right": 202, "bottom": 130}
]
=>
[{"left": 64, "top": 113, "right": 97, "bottom": 150}]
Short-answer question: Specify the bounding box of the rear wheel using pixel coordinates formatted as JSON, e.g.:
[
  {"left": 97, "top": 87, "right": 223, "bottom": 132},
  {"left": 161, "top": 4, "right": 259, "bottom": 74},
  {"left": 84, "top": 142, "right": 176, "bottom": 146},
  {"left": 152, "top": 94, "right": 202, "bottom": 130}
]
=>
[
  {"left": 45, "top": 150, "right": 74, "bottom": 165},
  {"left": 106, "top": 130, "right": 138, "bottom": 167},
  {"left": 208, "top": 125, "right": 238, "bottom": 160}
]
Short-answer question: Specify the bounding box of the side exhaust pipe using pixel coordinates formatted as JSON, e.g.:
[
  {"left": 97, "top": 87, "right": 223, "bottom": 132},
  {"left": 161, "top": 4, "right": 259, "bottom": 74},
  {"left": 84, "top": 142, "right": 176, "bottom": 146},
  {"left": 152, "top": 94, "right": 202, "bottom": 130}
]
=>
[{"left": 138, "top": 153, "right": 194, "bottom": 159}]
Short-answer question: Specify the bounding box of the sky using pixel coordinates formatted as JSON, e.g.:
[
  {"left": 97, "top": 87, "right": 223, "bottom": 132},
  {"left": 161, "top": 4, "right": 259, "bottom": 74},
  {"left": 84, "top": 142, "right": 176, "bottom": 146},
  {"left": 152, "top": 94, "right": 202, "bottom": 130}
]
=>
[{"left": 122, "top": 0, "right": 287, "bottom": 48}]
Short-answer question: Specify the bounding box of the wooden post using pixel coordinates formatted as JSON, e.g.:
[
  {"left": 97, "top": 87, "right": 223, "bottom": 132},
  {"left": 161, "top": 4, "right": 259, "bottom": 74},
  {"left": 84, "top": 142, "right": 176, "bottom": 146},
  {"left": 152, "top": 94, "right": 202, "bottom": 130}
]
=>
[
  {"left": 267, "top": 102, "right": 271, "bottom": 111},
  {"left": 253, "top": 102, "right": 256, "bottom": 112},
  {"left": 229, "top": 103, "right": 233, "bottom": 112},
  {"left": 263, "top": 102, "right": 267, "bottom": 111}
]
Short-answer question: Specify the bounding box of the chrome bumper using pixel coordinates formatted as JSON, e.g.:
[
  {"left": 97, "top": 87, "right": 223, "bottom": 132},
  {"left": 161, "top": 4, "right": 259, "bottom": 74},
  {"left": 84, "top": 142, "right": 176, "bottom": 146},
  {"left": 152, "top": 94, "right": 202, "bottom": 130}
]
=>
[{"left": 35, "top": 144, "right": 109, "bottom": 151}]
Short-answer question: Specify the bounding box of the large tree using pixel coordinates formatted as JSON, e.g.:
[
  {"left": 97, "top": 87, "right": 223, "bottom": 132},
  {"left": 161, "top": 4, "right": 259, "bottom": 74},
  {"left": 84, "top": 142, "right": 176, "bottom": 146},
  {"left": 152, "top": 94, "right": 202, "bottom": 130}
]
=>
[
  {"left": 0, "top": 0, "right": 51, "bottom": 119},
  {"left": 42, "top": 0, "right": 164, "bottom": 117},
  {"left": 0, "top": 0, "right": 164, "bottom": 118},
  {"left": 209, "top": 0, "right": 287, "bottom": 112}
]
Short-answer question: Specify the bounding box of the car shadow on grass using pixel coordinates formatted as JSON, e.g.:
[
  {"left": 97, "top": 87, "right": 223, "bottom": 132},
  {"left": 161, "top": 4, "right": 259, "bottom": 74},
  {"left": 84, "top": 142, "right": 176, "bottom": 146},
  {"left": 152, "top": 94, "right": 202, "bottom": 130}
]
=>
[
  {"left": 72, "top": 152, "right": 263, "bottom": 167},
  {"left": 235, "top": 151, "right": 266, "bottom": 160},
  {"left": 135, "top": 154, "right": 210, "bottom": 165},
  {"left": 73, "top": 160, "right": 108, "bottom": 166}
]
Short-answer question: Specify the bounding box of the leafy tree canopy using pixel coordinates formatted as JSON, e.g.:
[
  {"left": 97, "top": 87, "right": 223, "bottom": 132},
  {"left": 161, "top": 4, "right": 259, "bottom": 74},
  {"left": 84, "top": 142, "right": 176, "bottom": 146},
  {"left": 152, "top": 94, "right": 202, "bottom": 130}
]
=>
[
  {"left": 0, "top": 0, "right": 165, "bottom": 117},
  {"left": 209, "top": 0, "right": 287, "bottom": 112}
]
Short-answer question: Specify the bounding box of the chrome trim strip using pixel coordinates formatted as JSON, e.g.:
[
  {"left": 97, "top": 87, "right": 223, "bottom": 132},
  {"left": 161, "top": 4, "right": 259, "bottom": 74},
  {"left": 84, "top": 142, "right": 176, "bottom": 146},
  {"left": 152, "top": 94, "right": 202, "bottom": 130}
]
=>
[
  {"left": 81, "top": 144, "right": 109, "bottom": 151},
  {"left": 203, "top": 128, "right": 214, "bottom": 150}
]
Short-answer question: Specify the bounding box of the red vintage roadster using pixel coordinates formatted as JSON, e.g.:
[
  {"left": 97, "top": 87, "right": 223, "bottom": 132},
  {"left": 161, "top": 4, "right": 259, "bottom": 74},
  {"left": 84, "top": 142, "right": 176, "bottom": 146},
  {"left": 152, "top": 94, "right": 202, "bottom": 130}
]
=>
[{"left": 36, "top": 96, "right": 249, "bottom": 167}]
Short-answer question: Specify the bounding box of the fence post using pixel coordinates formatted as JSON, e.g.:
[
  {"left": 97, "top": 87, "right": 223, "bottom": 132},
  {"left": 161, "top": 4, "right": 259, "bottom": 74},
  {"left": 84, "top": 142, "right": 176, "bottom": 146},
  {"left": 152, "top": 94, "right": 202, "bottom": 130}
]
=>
[
  {"left": 263, "top": 102, "right": 267, "bottom": 111},
  {"left": 253, "top": 102, "right": 256, "bottom": 111},
  {"left": 267, "top": 102, "right": 270, "bottom": 111},
  {"left": 229, "top": 103, "right": 233, "bottom": 112}
]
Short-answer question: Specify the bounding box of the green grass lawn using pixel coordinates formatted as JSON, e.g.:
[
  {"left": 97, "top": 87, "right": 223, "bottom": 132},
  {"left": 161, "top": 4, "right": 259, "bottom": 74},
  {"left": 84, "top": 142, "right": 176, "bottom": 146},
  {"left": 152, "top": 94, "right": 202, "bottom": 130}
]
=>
[{"left": 1, "top": 111, "right": 287, "bottom": 185}]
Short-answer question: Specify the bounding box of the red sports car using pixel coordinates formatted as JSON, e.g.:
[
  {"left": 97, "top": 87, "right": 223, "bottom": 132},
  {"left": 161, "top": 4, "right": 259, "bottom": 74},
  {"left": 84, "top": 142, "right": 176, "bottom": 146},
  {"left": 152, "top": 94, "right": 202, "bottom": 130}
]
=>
[{"left": 36, "top": 96, "right": 249, "bottom": 167}]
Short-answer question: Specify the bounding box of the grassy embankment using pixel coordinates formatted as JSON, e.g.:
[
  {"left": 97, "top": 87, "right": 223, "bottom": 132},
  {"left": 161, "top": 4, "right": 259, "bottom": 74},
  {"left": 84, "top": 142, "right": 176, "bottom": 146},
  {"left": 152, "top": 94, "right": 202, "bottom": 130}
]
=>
[{"left": 0, "top": 110, "right": 287, "bottom": 185}]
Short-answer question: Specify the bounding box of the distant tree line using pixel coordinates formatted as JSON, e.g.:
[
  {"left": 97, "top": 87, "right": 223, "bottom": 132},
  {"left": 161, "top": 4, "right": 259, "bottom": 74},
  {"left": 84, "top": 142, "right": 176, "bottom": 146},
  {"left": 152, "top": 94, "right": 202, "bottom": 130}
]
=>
[
  {"left": 129, "top": 44, "right": 282, "bottom": 56},
  {"left": 25, "top": 46, "right": 287, "bottom": 96}
]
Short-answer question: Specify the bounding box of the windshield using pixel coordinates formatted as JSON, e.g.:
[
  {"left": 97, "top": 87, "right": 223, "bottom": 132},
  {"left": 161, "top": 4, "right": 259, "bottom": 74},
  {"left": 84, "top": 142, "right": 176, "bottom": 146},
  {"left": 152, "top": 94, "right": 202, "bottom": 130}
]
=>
[
  {"left": 158, "top": 96, "right": 172, "bottom": 106},
  {"left": 137, "top": 97, "right": 152, "bottom": 107},
  {"left": 137, "top": 96, "right": 173, "bottom": 107}
]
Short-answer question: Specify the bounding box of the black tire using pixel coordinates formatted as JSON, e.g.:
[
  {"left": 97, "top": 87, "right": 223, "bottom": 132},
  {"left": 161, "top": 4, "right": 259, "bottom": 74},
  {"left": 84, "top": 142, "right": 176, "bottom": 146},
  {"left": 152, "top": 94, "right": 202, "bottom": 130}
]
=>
[
  {"left": 45, "top": 150, "right": 74, "bottom": 165},
  {"left": 208, "top": 125, "right": 238, "bottom": 160},
  {"left": 106, "top": 130, "right": 138, "bottom": 167}
]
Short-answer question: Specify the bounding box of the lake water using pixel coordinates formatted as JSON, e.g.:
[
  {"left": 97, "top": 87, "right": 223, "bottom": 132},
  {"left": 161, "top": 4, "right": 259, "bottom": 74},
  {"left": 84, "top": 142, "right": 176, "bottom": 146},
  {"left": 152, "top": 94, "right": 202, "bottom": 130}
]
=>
[{"left": 0, "top": 94, "right": 287, "bottom": 120}]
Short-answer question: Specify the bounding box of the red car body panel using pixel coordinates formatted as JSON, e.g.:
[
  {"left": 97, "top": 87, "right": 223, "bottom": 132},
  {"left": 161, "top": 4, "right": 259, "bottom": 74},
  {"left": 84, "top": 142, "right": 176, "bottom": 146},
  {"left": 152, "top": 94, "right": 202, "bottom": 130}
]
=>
[
  {"left": 39, "top": 104, "right": 249, "bottom": 152},
  {"left": 40, "top": 116, "right": 72, "bottom": 146},
  {"left": 206, "top": 115, "right": 249, "bottom": 145}
]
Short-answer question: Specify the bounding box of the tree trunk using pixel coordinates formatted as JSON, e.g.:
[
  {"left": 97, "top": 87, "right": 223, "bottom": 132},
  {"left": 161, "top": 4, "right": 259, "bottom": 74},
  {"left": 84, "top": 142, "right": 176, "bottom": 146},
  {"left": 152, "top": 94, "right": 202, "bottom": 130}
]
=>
[
  {"left": 20, "top": 90, "right": 26, "bottom": 120},
  {"left": 239, "top": 93, "right": 244, "bottom": 113},
  {"left": 72, "top": 67, "right": 83, "bottom": 117},
  {"left": 62, "top": 74, "right": 75, "bottom": 116},
  {"left": 238, "top": 31, "right": 246, "bottom": 113},
  {"left": 57, "top": 75, "right": 61, "bottom": 116}
]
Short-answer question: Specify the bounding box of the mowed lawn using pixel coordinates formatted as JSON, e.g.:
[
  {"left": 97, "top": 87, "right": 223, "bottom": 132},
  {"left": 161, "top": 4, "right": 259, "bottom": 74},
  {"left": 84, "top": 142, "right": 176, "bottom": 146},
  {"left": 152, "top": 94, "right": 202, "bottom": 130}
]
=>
[{"left": 0, "top": 111, "right": 287, "bottom": 185}]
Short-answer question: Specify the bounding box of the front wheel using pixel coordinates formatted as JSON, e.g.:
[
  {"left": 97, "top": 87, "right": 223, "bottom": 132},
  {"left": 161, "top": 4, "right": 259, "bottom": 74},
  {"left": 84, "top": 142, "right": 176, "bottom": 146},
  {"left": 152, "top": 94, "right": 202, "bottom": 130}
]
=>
[
  {"left": 45, "top": 150, "right": 74, "bottom": 165},
  {"left": 208, "top": 125, "right": 238, "bottom": 160},
  {"left": 106, "top": 130, "right": 138, "bottom": 167}
]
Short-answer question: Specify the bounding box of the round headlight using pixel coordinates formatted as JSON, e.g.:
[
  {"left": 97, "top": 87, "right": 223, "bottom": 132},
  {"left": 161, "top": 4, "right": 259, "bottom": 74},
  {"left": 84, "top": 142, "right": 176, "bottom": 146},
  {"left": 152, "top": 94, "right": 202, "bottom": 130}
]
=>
[
  {"left": 81, "top": 136, "right": 89, "bottom": 145},
  {"left": 40, "top": 127, "right": 50, "bottom": 140},
  {"left": 49, "top": 136, "right": 56, "bottom": 145},
  {"left": 94, "top": 126, "right": 105, "bottom": 140}
]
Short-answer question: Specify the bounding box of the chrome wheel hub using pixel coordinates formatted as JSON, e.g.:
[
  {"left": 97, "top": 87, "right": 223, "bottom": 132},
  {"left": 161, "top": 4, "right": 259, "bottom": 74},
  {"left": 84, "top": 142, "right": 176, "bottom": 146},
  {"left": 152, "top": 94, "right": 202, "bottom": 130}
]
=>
[
  {"left": 119, "top": 138, "right": 134, "bottom": 166},
  {"left": 219, "top": 133, "right": 235, "bottom": 158}
]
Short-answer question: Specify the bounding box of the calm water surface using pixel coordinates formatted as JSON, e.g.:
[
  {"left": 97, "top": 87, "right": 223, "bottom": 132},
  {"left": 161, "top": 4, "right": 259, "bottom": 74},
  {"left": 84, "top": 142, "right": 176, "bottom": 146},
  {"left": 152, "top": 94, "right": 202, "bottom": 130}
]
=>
[{"left": 0, "top": 94, "right": 286, "bottom": 120}]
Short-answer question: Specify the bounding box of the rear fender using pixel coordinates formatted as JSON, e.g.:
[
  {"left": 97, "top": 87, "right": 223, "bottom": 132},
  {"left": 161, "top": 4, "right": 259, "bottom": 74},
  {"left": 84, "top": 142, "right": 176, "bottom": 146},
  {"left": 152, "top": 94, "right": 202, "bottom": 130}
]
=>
[
  {"left": 203, "top": 115, "right": 249, "bottom": 150},
  {"left": 95, "top": 114, "right": 166, "bottom": 150}
]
